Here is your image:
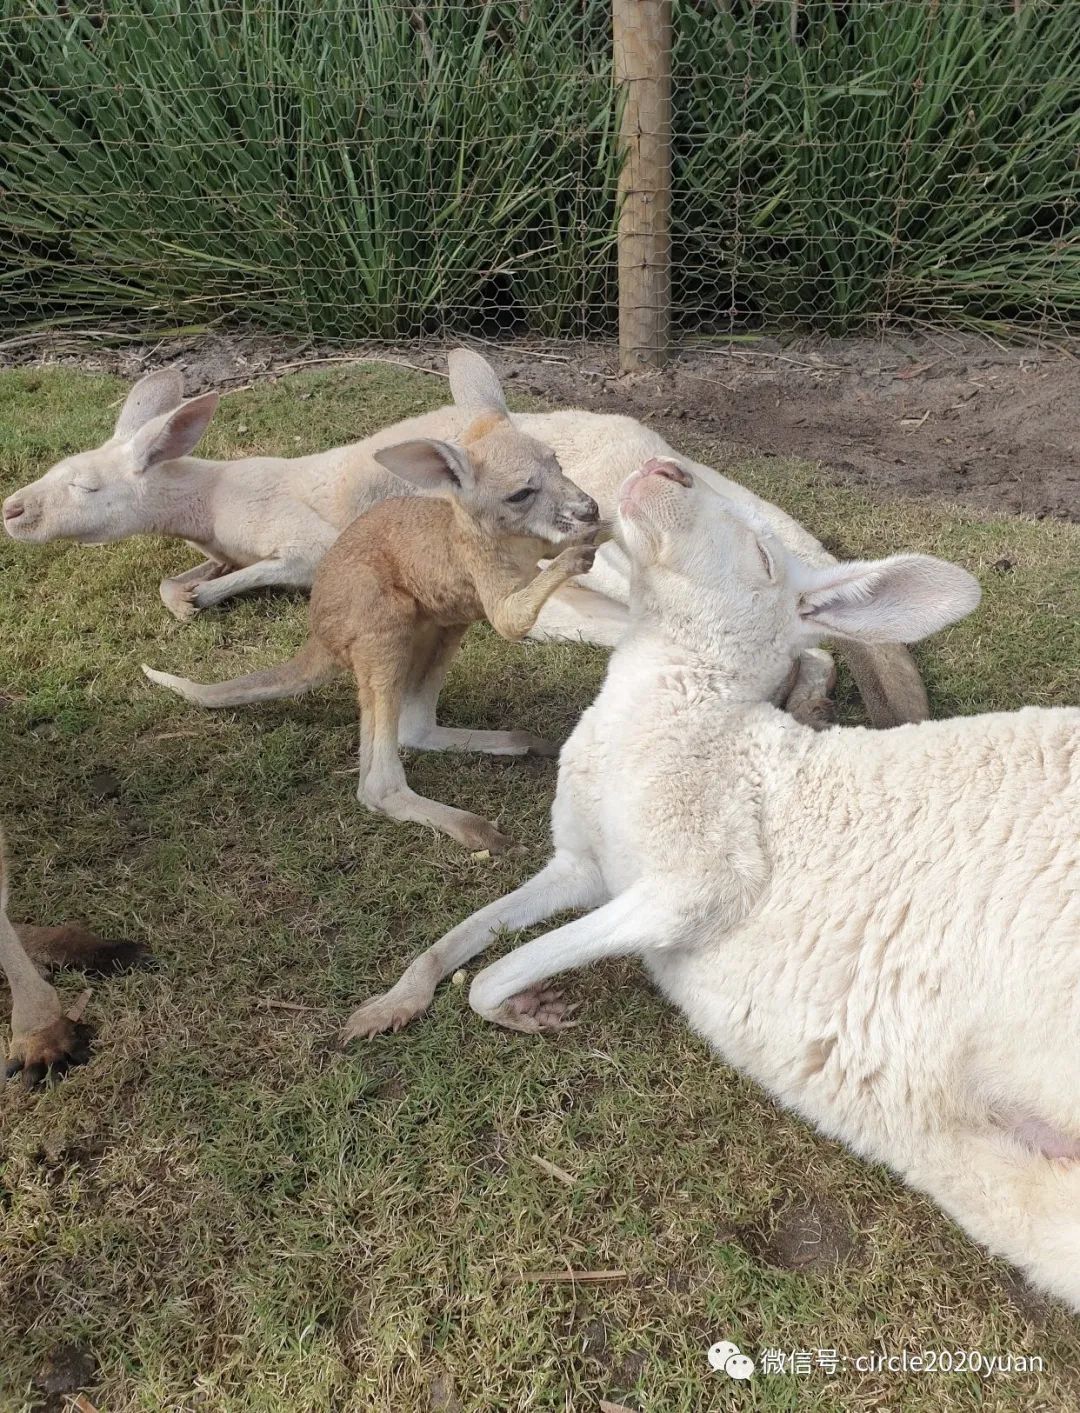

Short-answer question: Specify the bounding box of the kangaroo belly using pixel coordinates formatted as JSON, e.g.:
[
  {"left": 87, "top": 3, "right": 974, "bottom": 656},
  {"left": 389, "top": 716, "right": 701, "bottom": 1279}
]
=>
[{"left": 646, "top": 927, "right": 951, "bottom": 1170}]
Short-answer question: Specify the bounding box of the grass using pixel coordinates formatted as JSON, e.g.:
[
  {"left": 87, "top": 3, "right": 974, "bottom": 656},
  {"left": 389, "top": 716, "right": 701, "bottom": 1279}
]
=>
[
  {"left": 0, "top": 362, "right": 1078, "bottom": 1413},
  {"left": 3, "top": 0, "right": 1079, "bottom": 340},
  {"left": 675, "top": 0, "right": 1080, "bottom": 334},
  {"left": 0, "top": 0, "right": 618, "bottom": 340}
]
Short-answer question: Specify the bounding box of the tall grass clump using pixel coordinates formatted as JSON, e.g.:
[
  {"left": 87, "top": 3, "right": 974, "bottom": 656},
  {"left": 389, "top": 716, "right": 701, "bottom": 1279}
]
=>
[
  {"left": 674, "top": 0, "right": 1080, "bottom": 333},
  {"left": 0, "top": 0, "right": 620, "bottom": 340},
  {"left": 1, "top": 0, "right": 1079, "bottom": 340}
]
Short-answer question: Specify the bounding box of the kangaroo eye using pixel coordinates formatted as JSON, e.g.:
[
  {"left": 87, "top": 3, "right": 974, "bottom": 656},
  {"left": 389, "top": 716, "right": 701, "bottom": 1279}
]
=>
[
  {"left": 756, "top": 541, "right": 774, "bottom": 579},
  {"left": 71, "top": 482, "right": 99, "bottom": 493},
  {"left": 506, "top": 487, "right": 535, "bottom": 505}
]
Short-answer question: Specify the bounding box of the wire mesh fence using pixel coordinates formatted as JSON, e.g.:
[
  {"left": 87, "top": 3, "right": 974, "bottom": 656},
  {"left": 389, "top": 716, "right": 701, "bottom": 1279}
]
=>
[{"left": 2, "top": 0, "right": 1078, "bottom": 357}]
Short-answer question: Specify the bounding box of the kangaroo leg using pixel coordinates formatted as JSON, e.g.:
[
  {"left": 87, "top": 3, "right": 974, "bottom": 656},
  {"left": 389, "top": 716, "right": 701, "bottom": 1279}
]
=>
[
  {"left": 170, "top": 557, "right": 314, "bottom": 614},
  {"left": 342, "top": 850, "right": 604, "bottom": 1040},
  {"left": 469, "top": 880, "right": 685, "bottom": 1033},
  {"left": 2, "top": 911, "right": 90, "bottom": 1089},
  {"left": 910, "top": 1128, "right": 1080, "bottom": 1312},
  {"left": 399, "top": 627, "right": 555, "bottom": 757},
  {"left": 406, "top": 724, "right": 558, "bottom": 757},
  {"left": 160, "top": 559, "right": 233, "bottom": 622},
  {"left": 397, "top": 625, "right": 465, "bottom": 748},
  {"left": 355, "top": 645, "right": 517, "bottom": 855},
  {"left": 16, "top": 922, "right": 149, "bottom": 976}
]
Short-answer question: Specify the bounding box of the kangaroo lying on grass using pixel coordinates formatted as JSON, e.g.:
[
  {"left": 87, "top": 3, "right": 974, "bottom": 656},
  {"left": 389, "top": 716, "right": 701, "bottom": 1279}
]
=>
[
  {"left": 2, "top": 833, "right": 147, "bottom": 1088},
  {"left": 346, "top": 459, "right": 1080, "bottom": 1311},
  {"left": 4, "top": 352, "right": 925, "bottom": 729},
  {"left": 143, "top": 365, "right": 601, "bottom": 853}
]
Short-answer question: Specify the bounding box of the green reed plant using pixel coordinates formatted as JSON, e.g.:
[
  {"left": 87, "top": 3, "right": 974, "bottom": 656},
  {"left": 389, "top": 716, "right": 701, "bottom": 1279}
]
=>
[
  {"left": 1, "top": 0, "right": 1078, "bottom": 339},
  {"left": 674, "top": 0, "right": 1080, "bottom": 332},
  {"left": 0, "top": 0, "right": 619, "bottom": 339}
]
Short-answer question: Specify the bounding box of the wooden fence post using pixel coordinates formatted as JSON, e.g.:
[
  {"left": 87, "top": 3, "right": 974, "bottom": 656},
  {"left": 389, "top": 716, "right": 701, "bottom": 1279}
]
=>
[{"left": 613, "top": 0, "right": 673, "bottom": 372}]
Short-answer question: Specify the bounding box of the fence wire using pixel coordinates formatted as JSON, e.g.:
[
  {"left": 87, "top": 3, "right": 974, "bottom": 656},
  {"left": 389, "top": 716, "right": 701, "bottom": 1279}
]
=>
[{"left": 2, "top": 0, "right": 1078, "bottom": 351}]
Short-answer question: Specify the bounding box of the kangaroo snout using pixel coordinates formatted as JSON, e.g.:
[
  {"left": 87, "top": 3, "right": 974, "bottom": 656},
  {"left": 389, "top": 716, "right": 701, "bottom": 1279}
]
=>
[
  {"left": 572, "top": 494, "right": 600, "bottom": 523},
  {"left": 640, "top": 457, "right": 693, "bottom": 488},
  {"left": 3, "top": 498, "right": 25, "bottom": 522}
]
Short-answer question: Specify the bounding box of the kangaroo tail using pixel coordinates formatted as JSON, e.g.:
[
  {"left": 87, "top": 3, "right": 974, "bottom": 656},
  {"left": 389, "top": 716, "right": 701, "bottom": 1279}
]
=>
[
  {"left": 915, "top": 1129, "right": 1080, "bottom": 1312},
  {"left": 142, "top": 638, "right": 338, "bottom": 709},
  {"left": 15, "top": 922, "right": 150, "bottom": 975},
  {"left": 838, "top": 640, "right": 930, "bottom": 727}
]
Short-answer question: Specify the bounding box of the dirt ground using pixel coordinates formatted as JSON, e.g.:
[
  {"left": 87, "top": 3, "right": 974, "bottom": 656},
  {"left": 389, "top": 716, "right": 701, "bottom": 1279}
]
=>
[{"left": 4, "top": 329, "right": 1078, "bottom": 521}]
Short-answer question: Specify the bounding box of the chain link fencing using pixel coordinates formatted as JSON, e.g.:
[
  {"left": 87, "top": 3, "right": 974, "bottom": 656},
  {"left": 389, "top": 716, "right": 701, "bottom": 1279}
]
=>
[{"left": 2, "top": 0, "right": 1078, "bottom": 357}]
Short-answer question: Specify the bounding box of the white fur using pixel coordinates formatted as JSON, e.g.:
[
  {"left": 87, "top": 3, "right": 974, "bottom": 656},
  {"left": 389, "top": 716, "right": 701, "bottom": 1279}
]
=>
[
  {"left": 5, "top": 353, "right": 929, "bottom": 722},
  {"left": 356, "top": 462, "right": 1080, "bottom": 1309},
  {"left": 2, "top": 354, "right": 828, "bottom": 638}
]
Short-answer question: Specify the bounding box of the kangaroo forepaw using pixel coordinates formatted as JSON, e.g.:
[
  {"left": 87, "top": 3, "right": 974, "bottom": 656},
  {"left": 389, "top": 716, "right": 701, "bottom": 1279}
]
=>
[
  {"left": 341, "top": 989, "right": 432, "bottom": 1042},
  {"left": 159, "top": 578, "right": 200, "bottom": 622}
]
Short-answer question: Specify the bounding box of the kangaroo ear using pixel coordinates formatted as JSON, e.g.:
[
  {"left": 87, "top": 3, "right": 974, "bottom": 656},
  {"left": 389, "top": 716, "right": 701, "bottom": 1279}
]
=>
[
  {"left": 447, "top": 349, "right": 508, "bottom": 418},
  {"left": 128, "top": 392, "right": 219, "bottom": 472},
  {"left": 114, "top": 368, "right": 185, "bottom": 439},
  {"left": 797, "top": 554, "right": 981, "bottom": 643},
  {"left": 374, "top": 438, "right": 476, "bottom": 493}
]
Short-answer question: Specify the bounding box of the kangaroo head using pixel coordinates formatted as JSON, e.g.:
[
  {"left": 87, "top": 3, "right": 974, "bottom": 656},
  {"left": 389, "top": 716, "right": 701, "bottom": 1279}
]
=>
[
  {"left": 3, "top": 369, "right": 219, "bottom": 544},
  {"left": 618, "top": 457, "right": 981, "bottom": 700},
  {"left": 371, "top": 349, "right": 598, "bottom": 545}
]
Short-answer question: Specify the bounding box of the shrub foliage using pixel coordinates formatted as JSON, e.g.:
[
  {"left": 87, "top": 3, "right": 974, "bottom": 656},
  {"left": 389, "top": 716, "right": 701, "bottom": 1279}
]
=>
[{"left": 1, "top": 0, "right": 1077, "bottom": 339}]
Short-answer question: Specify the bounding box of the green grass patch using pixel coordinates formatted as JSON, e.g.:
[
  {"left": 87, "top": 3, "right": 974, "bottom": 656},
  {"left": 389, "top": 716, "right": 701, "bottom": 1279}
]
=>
[{"left": 0, "top": 364, "right": 1077, "bottom": 1411}]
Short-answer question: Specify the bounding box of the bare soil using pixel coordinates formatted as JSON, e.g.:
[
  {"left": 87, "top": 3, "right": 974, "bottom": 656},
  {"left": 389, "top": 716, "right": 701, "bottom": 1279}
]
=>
[
  {"left": 31, "top": 1341, "right": 98, "bottom": 1413},
  {"left": 737, "top": 1194, "right": 861, "bottom": 1274},
  {"left": 4, "top": 329, "right": 1078, "bottom": 520}
]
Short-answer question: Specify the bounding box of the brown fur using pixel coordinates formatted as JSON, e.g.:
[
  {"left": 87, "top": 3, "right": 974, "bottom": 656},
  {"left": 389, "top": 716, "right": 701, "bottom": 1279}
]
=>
[
  {"left": 144, "top": 389, "right": 600, "bottom": 853},
  {"left": 16, "top": 922, "right": 148, "bottom": 974},
  {"left": 1, "top": 828, "right": 148, "bottom": 1089},
  {"left": 312, "top": 497, "right": 582, "bottom": 647},
  {"left": 460, "top": 411, "right": 506, "bottom": 445}
]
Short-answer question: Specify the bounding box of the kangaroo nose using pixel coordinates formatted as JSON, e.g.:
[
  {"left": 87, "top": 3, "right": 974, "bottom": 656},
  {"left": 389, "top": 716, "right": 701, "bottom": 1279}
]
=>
[
  {"left": 3, "top": 499, "right": 24, "bottom": 521},
  {"left": 640, "top": 458, "right": 693, "bottom": 488},
  {"left": 576, "top": 495, "right": 599, "bottom": 522}
]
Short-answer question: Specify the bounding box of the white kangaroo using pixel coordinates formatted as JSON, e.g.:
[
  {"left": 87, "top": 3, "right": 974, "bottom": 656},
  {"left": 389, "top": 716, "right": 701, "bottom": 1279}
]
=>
[
  {"left": 347, "top": 457, "right": 1080, "bottom": 1312},
  {"left": 3, "top": 353, "right": 926, "bottom": 727}
]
